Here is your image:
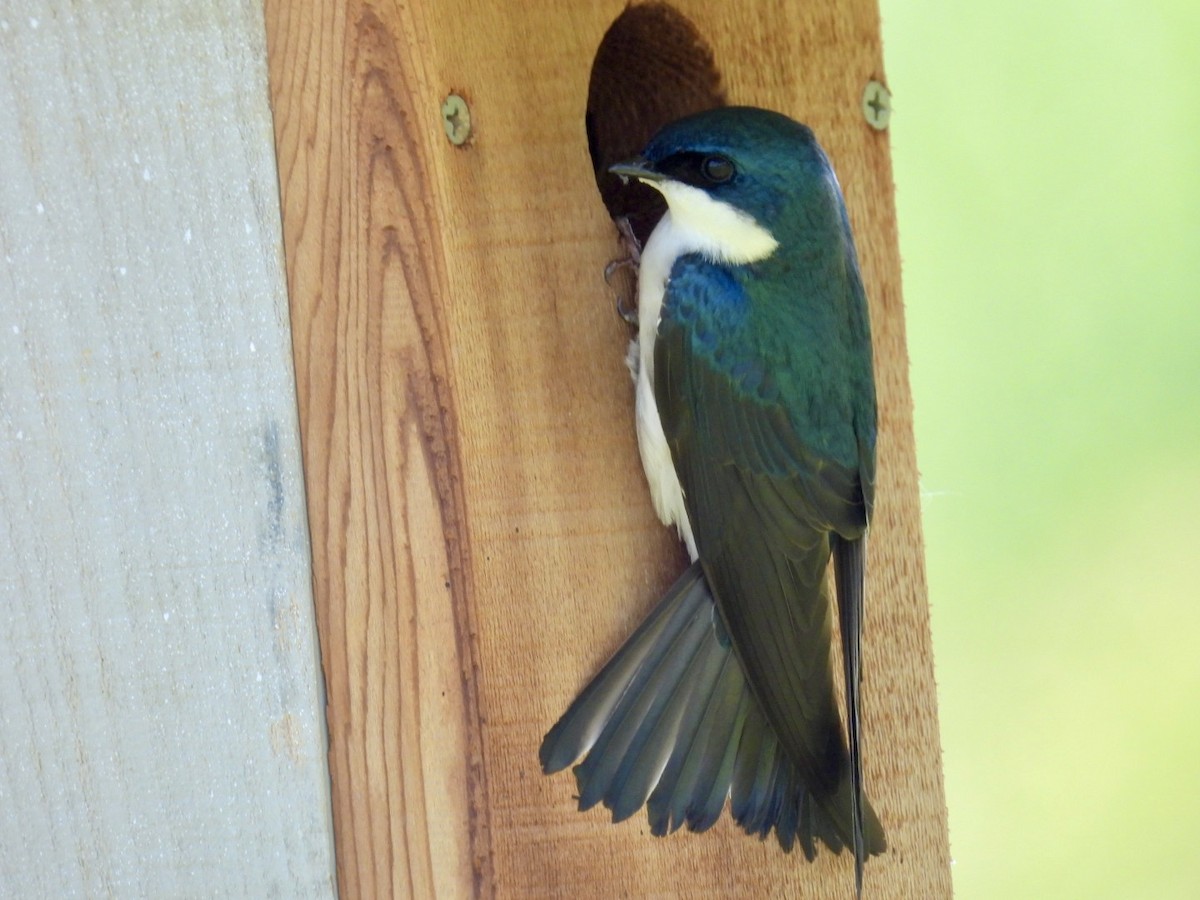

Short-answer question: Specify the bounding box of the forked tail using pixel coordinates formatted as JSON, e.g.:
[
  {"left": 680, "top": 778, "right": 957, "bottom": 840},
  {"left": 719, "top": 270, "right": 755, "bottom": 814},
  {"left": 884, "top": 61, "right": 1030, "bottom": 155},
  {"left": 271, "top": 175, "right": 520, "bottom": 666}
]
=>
[{"left": 540, "top": 562, "right": 885, "bottom": 861}]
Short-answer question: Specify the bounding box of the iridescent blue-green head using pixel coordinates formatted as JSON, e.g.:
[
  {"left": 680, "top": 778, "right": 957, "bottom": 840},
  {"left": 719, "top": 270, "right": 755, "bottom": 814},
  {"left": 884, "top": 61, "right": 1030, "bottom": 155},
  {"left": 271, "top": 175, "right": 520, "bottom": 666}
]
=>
[{"left": 610, "top": 106, "right": 853, "bottom": 265}]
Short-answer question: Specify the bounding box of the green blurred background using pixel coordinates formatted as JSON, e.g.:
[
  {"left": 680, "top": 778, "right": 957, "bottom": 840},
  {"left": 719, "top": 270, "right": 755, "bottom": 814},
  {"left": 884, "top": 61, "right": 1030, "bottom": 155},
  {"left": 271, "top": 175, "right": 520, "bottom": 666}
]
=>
[{"left": 877, "top": 1, "right": 1200, "bottom": 896}]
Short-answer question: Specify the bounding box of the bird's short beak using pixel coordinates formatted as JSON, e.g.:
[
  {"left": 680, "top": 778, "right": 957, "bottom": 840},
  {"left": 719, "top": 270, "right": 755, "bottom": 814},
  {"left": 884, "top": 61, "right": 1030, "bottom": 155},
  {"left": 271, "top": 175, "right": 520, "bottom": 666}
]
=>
[{"left": 609, "top": 159, "right": 663, "bottom": 184}]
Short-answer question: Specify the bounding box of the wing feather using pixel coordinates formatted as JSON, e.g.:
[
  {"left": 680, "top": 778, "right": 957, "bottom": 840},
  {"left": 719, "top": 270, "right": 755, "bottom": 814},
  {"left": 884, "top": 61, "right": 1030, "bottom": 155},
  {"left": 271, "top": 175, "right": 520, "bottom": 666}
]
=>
[{"left": 654, "top": 254, "right": 884, "bottom": 859}]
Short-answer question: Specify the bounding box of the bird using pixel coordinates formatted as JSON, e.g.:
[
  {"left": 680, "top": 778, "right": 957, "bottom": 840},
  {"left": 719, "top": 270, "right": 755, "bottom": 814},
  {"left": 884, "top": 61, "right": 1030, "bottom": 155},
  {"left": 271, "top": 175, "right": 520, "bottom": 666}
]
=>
[{"left": 540, "top": 106, "right": 885, "bottom": 895}]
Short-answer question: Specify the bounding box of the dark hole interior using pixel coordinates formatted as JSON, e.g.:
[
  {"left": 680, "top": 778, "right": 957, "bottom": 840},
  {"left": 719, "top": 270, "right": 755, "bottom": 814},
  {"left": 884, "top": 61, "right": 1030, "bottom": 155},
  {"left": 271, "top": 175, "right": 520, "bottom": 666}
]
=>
[{"left": 586, "top": 3, "right": 726, "bottom": 248}]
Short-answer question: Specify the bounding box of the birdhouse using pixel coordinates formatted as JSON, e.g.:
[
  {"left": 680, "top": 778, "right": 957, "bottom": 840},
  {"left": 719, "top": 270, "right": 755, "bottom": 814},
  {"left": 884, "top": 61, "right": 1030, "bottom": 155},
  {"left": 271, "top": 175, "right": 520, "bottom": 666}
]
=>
[{"left": 1, "top": 0, "right": 948, "bottom": 896}]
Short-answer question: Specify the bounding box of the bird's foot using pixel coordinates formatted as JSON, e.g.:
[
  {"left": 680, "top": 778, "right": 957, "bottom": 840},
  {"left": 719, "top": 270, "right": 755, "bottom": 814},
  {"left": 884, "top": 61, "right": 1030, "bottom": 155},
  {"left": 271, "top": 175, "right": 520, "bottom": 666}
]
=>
[
  {"left": 605, "top": 258, "right": 640, "bottom": 325},
  {"left": 605, "top": 216, "right": 642, "bottom": 326}
]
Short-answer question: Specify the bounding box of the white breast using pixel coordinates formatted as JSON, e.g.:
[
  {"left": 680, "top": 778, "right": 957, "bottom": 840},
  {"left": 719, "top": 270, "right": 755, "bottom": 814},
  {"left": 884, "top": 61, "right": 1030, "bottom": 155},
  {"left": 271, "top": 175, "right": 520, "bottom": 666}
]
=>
[
  {"left": 630, "top": 182, "right": 778, "bottom": 562},
  {"left": 633, "top": 211, "right": 696, "bottom": 559}
]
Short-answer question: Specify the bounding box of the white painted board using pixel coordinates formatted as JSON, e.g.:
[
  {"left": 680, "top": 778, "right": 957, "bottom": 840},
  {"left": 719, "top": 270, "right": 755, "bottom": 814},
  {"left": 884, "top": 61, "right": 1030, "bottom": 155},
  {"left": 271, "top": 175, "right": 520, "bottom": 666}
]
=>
[{"left": 0, "top": 2, "right": 336, "bottom": 896}]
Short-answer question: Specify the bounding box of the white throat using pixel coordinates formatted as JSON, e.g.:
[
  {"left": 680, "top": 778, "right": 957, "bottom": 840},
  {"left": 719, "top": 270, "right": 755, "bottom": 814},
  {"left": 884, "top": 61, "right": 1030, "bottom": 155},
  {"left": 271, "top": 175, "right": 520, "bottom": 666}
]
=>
[
  {"left": 628, "top": 179, "right": 777, "bottom": 560},
  {"left": 651, "top": 180, "right": 779, "bottom": 265}
]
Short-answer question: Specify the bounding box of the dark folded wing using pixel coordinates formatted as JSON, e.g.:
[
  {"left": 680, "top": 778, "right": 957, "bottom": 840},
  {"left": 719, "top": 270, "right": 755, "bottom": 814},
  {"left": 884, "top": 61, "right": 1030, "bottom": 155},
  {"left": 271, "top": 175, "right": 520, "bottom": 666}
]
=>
[{"left": 653, "top": 254, "right": 883, "bottom": 857}]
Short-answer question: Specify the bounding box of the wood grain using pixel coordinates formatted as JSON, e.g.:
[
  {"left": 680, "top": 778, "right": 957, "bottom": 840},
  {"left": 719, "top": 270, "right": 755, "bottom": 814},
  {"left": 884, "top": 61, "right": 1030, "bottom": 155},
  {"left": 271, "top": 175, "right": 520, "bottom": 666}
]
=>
[
  {"left": 0, "top": 2, "right": 335, "bottom": 896},
  {"left": 265, "top": 0, "right": 951, "bottom": 896}
]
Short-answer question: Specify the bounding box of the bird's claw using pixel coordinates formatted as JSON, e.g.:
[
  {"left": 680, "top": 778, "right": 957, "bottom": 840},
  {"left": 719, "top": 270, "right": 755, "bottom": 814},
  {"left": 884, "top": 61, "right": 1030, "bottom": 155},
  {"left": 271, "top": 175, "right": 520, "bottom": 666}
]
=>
[
  {"left": 605, "top": 257, "right": 640, "bottom": 325},
  {"left": 606, "top": 216, "right": 642, "bottom": 327}
]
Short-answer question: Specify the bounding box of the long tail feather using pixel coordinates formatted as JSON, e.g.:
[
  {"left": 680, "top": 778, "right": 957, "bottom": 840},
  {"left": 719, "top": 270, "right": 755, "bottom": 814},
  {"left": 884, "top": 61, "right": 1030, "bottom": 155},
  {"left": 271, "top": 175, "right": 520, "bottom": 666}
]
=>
[
  {"left": 833, "top": 534, "right": 868, "bottom": 897},
  {"left": 541, "top": 561, "right": 885, "bottom": 864}
]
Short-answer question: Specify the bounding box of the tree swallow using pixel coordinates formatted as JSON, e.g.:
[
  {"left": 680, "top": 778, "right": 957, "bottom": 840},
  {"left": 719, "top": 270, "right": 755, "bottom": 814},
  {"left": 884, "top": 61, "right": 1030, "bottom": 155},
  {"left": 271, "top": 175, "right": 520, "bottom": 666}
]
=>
[{"left": 541, "top": 107, "right": 885, "bottom": 894}]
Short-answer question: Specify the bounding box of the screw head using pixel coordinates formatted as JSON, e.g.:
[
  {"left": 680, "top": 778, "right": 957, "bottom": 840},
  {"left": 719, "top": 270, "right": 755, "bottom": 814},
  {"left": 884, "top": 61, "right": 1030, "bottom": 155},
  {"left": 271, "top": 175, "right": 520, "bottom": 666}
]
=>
[
  {"left": 441, "top": 93, "right": 471, "bottom": 145},
  {"left": 862, "top": 80, "right": 892, "bottom": 131}
]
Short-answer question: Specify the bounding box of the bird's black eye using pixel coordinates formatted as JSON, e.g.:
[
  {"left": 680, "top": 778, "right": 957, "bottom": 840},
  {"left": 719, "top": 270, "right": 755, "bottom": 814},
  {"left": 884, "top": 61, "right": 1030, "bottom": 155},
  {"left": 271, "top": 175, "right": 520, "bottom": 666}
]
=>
[
  {"left": 655, "top": 151, "right": 738, "bottom": 188},
  {"left": 701, "top": 155, "right": 735, "bottom": 184}
]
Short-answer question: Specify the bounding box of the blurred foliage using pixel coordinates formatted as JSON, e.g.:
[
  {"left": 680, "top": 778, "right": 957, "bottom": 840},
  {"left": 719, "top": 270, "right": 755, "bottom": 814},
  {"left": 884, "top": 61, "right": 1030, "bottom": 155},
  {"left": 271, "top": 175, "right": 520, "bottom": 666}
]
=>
[{"left": 877, "top": 0, "right": 1200, "bottom": 896}]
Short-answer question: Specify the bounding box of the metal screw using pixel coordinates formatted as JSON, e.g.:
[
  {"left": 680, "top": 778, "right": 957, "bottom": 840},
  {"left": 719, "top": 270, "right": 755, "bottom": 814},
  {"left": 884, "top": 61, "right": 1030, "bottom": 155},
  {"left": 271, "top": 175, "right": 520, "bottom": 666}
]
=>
[
  {"left": 441, "top": 93, "right": 471, "bottom": 145},
  {"left": 862, "top": 80, "right": 891, "bottom": 131}
]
